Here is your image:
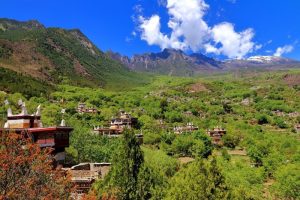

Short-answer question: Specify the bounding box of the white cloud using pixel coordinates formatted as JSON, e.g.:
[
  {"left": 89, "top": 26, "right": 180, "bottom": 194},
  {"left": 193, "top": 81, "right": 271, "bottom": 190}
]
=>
[
  {"left": 273, "top": 45, "right": 294, "bottom": 57},
  {"left": 204, "top": 43, "right": 219, "bottom": 54},
  {"left": 139, "top": 15, "right": 169, "bottom": 49},
  {"left": 209, "top": 22, "right": 255, "bottom": 59},
  {"left": 167, "top": 0, "right": 210, "bottom": 51},
  {"left": 139, "top": 0, "right": 209, "bottom": 51},
  {"left": 255, "top": 44, "right": 263, "bottom": 50},
  {"left": 139, "top": 15, "right": 186, "bottom": 50},
  {"left": 137, "top": 0, "right": 259, "bottom": 58}
]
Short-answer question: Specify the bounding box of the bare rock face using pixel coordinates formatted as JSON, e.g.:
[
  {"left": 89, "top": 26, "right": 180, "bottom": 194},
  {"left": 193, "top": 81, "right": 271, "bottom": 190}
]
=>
[
  {"left": 69, "top": 29, "right": 99, "bottom": 56},
  {"left": 107, "top": 48, "right": 300, "bottom": 76},
  {"left": 107, "top": 48, "right": 224, "bottom": 76}
]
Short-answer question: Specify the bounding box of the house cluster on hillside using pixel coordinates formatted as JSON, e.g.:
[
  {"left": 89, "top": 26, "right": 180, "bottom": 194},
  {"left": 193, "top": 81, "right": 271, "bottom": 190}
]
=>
[
  {"left": 206, "top": 127, "right": 227, "bottom": 145},
  {"left": 0, "top": 102, "right": 145, "bottom": 195},
  {"left": 0, "top": 99, "right": 230, "bottom": 195},
  {"left": 0, "top": 102, "right": 73, "bottom": 165},
  {"left": 77, "top": 103, "right": 98, "bottom": 114},
  {"left": 173, "top": 122, "right": 198, "bottom": 134},
  {"left": 171, "top": 122, "right": 227, "bottom": 145},
  {"left": 172, "top": 122, "right": 227, "bottom": 145},
  {"left": 93, "top": 110, "right": 143, "bottom": 143}
]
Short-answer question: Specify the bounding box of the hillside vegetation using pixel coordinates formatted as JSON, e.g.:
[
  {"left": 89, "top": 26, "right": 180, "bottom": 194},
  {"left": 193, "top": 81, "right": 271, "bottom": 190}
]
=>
[
  {"left": 1, "top": 69, "right": 300, "bottom": 199},
  {"left": 0, "top": 18, "right": 151, "bottom": 91},
  {"left": 0, "top": 67, "right": 53, "bottom": 98}
]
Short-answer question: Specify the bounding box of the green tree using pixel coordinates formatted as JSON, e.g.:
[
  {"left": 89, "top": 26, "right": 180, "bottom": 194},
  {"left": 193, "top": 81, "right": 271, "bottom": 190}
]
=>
[
  {"left": 222, "top": 134, "right": 240, "bottom": 149},
  {"left": 160, "top": 98, "right": 168, "bottom": 116},
  {"left": 272, "top": 163, "right": 300, "bottom": 199},
  {"left": 222, "top": 160, "right": 265, "bottom": 200},
  {"left": 223, "top": 102, "right": 233, "bottom": 113},
  {"left": 165, "top": 157, "right": 230, "bottom": 200},
  {"left": 137, "top": 166, "right": 157, "bottom": 200},
  {"left": 221, "top": 149, "right": 231, "bottom": 161},
  {"left": 193, "top": 131, "right": 213, "bottom": 158},
  {"left": 102, "top": 129, "right": 144, "bottom": 200},
  {"left": 247, "top": 142, "right": 270, "bottom": 167},
  {"left": 256, "top": 114, "right": 269, "bottom": 125},
  {"left": 274, "top": 117, "right": 288, "bottom": 129}
]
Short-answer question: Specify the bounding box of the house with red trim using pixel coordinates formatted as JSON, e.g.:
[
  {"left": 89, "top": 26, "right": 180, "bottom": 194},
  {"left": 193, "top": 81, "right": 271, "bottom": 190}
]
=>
[{"left": 0, "top": 102, "right": 73, "bottom": 165}]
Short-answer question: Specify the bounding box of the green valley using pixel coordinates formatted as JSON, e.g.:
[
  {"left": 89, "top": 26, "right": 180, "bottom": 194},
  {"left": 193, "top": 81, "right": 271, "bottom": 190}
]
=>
[{"left": 1, "top": 69, "right": 300, "bottom": 199}]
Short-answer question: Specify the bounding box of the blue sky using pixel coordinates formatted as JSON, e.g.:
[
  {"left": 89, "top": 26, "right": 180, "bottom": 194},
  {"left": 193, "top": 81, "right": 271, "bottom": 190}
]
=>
[{"left": 1, "top": 0, "right": 300, "bottom": 60}]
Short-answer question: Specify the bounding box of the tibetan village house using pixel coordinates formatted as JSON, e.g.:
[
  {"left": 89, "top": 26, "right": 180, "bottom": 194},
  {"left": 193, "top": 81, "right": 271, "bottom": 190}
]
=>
[
  {"left": 173, "top": 122, "right": 199, "bottom": 134},
  {"left": 93, "top": 110, "right": 143, "bottom": 143},
  {"left": 64, "top": 162, "right": 111, "bottom": 194},
  {"left": 110, "top": 110, "right": 138, "bottom": 129},
  {"left": 77, "top": 103, "right": 98, "bottom": 114},
  {"left": 93, "top": 110, "right": 138, "bottom": 137},
  {"left": 206, "top": 127, "right": 226, "bottom": 145},
  {"left": 0, "top": 103, "right": 73, "bottom": 165}
]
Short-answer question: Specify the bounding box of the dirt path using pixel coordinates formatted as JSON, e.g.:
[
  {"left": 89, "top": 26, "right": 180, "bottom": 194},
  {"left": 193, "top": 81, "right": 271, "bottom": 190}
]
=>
[
  {"left": 178, "top": 157, "right": 195, "bottom": 164},
  {"left": 228, "top": 149, "right": 247, "bottom": 156}
]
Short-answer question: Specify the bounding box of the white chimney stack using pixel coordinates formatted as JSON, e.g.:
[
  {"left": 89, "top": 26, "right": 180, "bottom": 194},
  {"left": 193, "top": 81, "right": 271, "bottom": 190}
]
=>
[
  {"left": 36, "top": 105, "right": 41, "bottom": 116},
  {"left": 60, "top": 119, "right": 66, "bottom": 127},
  {"left": 21, "top": 102, "right": 28, "bottom": 115},
  {"left": 7, "top": 107, "right": 12, "bottom": 117}
]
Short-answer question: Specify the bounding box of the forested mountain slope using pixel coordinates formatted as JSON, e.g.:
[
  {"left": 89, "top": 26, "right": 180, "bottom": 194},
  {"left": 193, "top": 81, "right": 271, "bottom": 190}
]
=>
[{"left": 0, "top": 18, "right": 150, "bottom": 94}]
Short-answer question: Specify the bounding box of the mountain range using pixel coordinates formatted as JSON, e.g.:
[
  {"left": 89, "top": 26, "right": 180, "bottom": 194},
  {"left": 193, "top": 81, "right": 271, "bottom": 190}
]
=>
[
  {"left": 106, "top": 48, "right": 223, "bottom": 76},
  {"left": 0, "top": 18, "right": 300, "bottom": 92},
  {"left": 107, "top": 49, "right": 300, "bottom": 76}
]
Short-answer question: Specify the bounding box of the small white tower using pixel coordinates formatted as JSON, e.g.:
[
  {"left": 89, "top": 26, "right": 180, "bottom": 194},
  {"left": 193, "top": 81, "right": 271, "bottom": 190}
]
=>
[
  {"left": 60, "top": 119, "right": 66, "bottom": 127},
  {"left": 7, "top": 107, "right": 12, "bottom": 117},
  {"left": 20, "top": 102, "right": 28, "bottom": 115}
]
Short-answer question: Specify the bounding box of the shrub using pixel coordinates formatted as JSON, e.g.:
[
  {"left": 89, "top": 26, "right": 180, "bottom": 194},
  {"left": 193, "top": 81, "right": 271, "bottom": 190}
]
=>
[
  {"left": 256, "top": 114, "right": 269, "bottom": 125},
  {"left": 274, "top": 118, "right": 288, "bottom": 129},
  {"left": 222, "top": 134, "right": 240, "bottom": 149}
]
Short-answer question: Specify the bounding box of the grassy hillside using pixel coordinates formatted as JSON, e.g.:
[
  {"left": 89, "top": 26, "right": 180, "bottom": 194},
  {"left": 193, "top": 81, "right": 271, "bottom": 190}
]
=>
[
  {"left": 0, "top": 18, "right": 151, "bottom": 91},
  {"left": 0, "top": 67, "right": 53, "bottom": 98},
  {"left": 1, "top": 69, "right": 299, "bottom": 199}
]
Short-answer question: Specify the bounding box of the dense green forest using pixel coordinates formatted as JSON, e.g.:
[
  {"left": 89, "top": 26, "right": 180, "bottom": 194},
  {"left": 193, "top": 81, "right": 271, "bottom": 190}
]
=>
[
  {"left": 0, "top": 69, "right": 300, "bottom": 199},
  {"left": 0, "top": 67, "right": 54, "bottom": 98}
]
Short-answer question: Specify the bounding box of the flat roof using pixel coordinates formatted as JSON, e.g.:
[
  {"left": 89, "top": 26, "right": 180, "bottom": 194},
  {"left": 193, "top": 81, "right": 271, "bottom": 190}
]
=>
[
  {"left": 0, "top": 126, "right": 73, "bottom": 134},
  {"left": 7, "top": 115, "right": 41, "bottom": 120}
]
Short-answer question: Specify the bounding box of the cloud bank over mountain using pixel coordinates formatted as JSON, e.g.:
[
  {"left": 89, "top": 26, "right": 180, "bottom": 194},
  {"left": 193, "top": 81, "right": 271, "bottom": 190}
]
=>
[
  {"left": 137, "top": 0, "right": 259, "bottom": 59},
  {"left": 274, "top": 45, "right": 294, "bottom": 57}
]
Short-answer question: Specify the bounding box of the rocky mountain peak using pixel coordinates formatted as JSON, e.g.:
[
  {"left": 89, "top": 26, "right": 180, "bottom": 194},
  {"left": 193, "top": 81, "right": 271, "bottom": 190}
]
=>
[{"left": 0, "top": 18, "right": 45, "bottom": 31}]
